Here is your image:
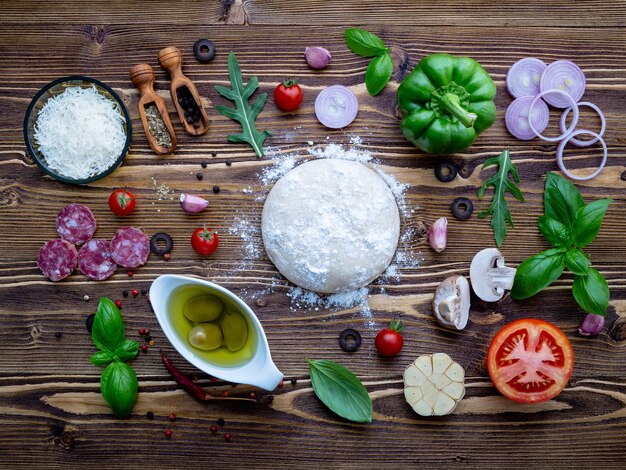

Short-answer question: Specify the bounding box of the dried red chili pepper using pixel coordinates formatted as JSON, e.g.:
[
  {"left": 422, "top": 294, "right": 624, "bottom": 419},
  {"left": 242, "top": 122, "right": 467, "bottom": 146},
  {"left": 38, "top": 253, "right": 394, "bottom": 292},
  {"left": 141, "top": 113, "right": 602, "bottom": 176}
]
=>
[{"left": 160, "top": 350, "right": 209, "bottom": 401}]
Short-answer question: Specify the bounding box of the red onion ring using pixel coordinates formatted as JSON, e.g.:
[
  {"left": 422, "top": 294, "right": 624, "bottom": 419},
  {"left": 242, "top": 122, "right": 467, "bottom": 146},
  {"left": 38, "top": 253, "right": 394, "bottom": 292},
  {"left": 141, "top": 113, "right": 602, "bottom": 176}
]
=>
[
  {"left": 559, "top": 101, "right": 606, "bottom": 148},
  {"left": 505, "top": 96, "right": 550, "bottom": 140},
  {"left": 539, "top": 60, "right": 586, "bottom": 108},
  {"left": 506, "top": 58, "right": 547, "bottom": 98},
  {"left": 529, "top": 89, "right": 579, "bottom": 142},
  {"left": 556, "top": 130, "right": 607, "bottom": 181},
  {"left": 314, "top": 85, "right": 358, "bottom": 129}
]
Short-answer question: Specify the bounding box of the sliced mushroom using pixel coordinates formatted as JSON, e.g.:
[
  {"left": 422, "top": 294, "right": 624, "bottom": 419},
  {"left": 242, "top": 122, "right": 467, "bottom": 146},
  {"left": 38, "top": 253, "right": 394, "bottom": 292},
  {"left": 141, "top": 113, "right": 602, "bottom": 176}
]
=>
[
  {"left": 470, "top": 248, "right": 517, "bottom": 302},
  {"left": 432, "top": 275, "right": 470, "bottom": 330}
]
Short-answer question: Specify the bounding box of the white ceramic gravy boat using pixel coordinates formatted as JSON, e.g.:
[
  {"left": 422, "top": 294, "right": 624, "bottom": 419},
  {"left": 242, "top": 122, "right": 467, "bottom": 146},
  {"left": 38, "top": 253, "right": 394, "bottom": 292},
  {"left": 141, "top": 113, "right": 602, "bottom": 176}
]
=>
[{"left": 150, "top": 274, "right": 283, "bottom": 391}]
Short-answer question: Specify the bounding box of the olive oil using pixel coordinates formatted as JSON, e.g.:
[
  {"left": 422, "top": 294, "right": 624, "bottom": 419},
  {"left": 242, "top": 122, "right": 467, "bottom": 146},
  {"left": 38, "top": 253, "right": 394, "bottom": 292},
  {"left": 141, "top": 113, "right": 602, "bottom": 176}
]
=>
[{"left": 167, "top": 285, "right": 257, "bottom": 367}]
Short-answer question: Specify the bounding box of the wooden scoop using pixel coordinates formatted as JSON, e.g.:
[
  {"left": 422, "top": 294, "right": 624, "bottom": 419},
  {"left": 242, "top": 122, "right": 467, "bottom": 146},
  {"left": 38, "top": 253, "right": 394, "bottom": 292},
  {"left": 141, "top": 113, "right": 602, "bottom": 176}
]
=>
[
  {"left": 158, "top": 46, "right": 209, "bottom": 136},
  {"left": 129, "top": 63, "right": 177, "bottom": 154}
]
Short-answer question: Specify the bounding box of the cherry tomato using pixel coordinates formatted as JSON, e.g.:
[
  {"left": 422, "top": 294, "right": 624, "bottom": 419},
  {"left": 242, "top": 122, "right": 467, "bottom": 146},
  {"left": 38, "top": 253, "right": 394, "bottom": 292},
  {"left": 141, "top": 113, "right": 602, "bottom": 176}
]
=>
[
  {"left": 375, "top": 319, "right": 404, "bottom": 357},
  {"left": 108, "top": 187, "right": 136, "bottom": 216},
  {"left": 274, "top": 79, "right": 302, "bottom": 111},
  {"left": 191, "top": 225, "right": 219, "bottom": 255},
  {"left": 487, "top": 318, "right": 574, "bottom": 404}
]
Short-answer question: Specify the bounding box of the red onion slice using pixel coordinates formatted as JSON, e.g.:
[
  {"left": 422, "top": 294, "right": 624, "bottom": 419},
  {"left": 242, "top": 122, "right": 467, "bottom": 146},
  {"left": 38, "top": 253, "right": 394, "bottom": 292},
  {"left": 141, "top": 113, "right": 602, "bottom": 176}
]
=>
[
  {"left": 505, "top": 96, "right": 549, "bottom": 140},
  {"left": 506, "top": 58, "right": 547, "bottom": 98},
  {"left": 559, "top": 101, "right": 606, "bottom": 147},
  {"left": 529, "top": 89, "right": 579, "bottom": 142},
  {"left": 540, "top": 60, "right": 586, "bottom": 108},
  {"left": 315, "top": 85, "right": 358, "bottom": 129},
  {"left": 556, "top": 130, "right": 607, "bottom": 181}
]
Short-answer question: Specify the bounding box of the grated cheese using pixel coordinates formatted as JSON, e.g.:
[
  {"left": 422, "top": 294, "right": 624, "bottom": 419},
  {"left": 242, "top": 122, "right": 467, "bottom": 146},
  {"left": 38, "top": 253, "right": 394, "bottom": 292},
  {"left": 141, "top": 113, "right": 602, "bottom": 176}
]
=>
[{"left": 34, "top": 85, "right": 126, "bottom": 180}]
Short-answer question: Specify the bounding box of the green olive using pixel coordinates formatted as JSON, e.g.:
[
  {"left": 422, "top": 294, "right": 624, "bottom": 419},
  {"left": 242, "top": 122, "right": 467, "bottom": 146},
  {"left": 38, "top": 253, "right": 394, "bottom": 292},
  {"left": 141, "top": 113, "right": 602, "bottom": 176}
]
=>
[
  {"left": 183, "top": 295, "right": 223, "bottom": 323},
  {"left": 220, "top": 311, "right": 248, "bottom": 352},
  {"left": 188, "top": 324, "right": 223, "bottom": 351}
]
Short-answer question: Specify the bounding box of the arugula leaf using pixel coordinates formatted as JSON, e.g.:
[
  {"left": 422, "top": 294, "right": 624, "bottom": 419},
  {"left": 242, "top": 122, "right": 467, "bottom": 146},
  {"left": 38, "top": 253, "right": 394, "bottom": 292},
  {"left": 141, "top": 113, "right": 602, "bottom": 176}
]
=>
[
  {"left": 365, "top": 53, "right": 394, "bottom": 96},
  {"left": 573, "top": 198, "right": 612, "bottom": 247},
  {"left": 114, "top": 340, "right": 140, "bottom": 362},
  {"left": 544, "top": 172, "right": 584, "bottom": 230},
  {"left": 100, "top": 362, "right": 138, "bottom": 418},
  {"left": 477, "top": 150, "right": 524, "bottom": 247},
  {"left": 344, "top": 28, "right": 388, "bottom": 57},
  {"left": 91, "top": 298, "right": 125, "bottom": 353},
  {"left": 90, "top": 351, "right": 114, "bottom": 367},
  {"left": 537, "top": 216, "right": 572, "bottom": 248},
  {"left": 566, "top": 248, "right": 590, "bottom": 275},
  {"left": 510, "top": 248, "right": 566, "bottom": 300},
  {"left": 215, "top": 52, "right": 270, "bottom": 158},
  {"left": 572, "top": 268, "right": 609, "bottom": 316},
  {"left": 308, "top": 359, "right": 372, "bottom": 423}
]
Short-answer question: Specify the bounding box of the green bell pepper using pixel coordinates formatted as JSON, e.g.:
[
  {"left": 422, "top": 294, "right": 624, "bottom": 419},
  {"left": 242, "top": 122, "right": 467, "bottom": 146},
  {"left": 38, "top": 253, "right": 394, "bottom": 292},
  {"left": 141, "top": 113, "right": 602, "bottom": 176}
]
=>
[{"left": 397, "top": 53, "right": 496, "bottom": 154}]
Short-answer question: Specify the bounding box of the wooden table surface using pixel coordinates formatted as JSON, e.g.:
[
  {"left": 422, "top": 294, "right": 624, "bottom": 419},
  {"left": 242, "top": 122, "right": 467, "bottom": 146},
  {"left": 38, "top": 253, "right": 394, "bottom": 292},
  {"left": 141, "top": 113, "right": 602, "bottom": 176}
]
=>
[{"left": 2, "top": 1, "right": 626, "bottom": 468}]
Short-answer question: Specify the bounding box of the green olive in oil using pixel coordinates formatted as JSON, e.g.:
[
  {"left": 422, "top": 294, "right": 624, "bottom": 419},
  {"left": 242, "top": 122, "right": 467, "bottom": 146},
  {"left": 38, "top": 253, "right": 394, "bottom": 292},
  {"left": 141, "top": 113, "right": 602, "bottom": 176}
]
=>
[{"left": 168, "top": 285, "right": 257, "bottom": 367}]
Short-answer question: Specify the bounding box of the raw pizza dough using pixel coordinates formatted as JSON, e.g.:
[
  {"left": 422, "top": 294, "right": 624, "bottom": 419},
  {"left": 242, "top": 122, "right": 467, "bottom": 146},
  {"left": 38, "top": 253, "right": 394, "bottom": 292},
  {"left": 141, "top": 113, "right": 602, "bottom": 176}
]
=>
[{"left": 261, "top": 158, "right": 400, "bottom": 294}]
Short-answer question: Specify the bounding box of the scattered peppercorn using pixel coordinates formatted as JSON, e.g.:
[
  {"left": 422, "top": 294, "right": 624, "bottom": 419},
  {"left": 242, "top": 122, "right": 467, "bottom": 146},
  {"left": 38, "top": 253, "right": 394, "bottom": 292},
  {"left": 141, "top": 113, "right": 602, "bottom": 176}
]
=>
[
  {"left": 267, "top": 395, "right": 274, "bottom": 403},
  {"left": 140, "top": 344, "right": 148, "bottom": 353},
  {"left": 211, "top": 151, "right": 217, "bottom": 157},
  {"left": 83, "top": 294, "right": 90, "bottom": 301},
  {"left": 165, "top": 429, "right": 173, "bottom": 438},
  {"left": 147, "top": 411, "right": 154, "bottom": 420},
  {"left": 144, "top": 329, "right": 150, "bottom": 335},
  {"left": 225, "top": 159, "right": 232, "bottom": 167},
  {"left": 210, "top": 377, "right": 218, "bottom": 383},
  {"left": 122, "top": 290, "right": 129, "bottom": 298},
  {"left": 290, "top": 378, "right": 297, "bottom": 386},
  {"left": 201, "top": 161, "right": 208, "bottom": 168},
  {"left": 163, "top": 253, "right": 171, "bottom": 261},
  {"left": 132, "top": 289, "right": 139, "bottom": 297},
  {"left": 138, "top": 328, "right": 146, "bottom": 335},
  {"left": 196, "top": 172, "right": 203, "bottom": 180},
  {"left": 210, "top": 425, "right": 218, "bottom": 434},
  {"left": 54, "top": 331, "right": 62, "bottom": 339},
  {"left": 149, "top": 340, "right": 155, "bottom": 346},
  {"left": 248, "top": 392, "right": 256, "bottom": 400},
  {"left": 212, "top": 185, "right": 220, "bottom": 194},
  {"left": 86, "top": 314, "right": 95, "bottom": 333},
  {"left": 141, "top": 288, "right": 148, "bottom": 296},
  {"left": 217, "top": 418, "right": 225, "bottom": 426},
  {"left": 224, "top": 433, "right": 232, "bottom": 442},
  {"left": 127, "top": 270, "right": 134, "bottom": 277},
  {"left": 222, "top": 391, "right": 229, "bottom": 397},
  {"left": 169, "top": 413, "right": 177, "bottom": 422},
  {"left": 192, "top": 375, "right": 199, "bottom": 382},
  {"left": 115, "top": 299, "right": 123, "bottom": 309},
  {"left": 145, "top": 335, "right": 152, "bottom": 342}
]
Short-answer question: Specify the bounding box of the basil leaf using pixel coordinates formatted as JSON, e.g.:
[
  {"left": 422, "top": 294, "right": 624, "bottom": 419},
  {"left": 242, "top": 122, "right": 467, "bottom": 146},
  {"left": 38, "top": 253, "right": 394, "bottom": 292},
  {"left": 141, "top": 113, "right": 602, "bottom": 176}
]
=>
[
  {"left": 100, "top": 362, "right": 138, "bottom": 418},
  {"left": 544, "top": 172, "right": 584, "bottom": 230},
  {"left": 572, "top": 268, "right": 609, "bottom": 316},
  {"left": 537, "top": 215, "right": 572, "bottom": 248},
  {"left": 573, "top": 198, "right": 612, "bottom": 247},
  {"left": 91, "top": 298, "right": 125, "bottom": 353},
  {"left": 114, "top": 340, "right": 140, "bottom": 362},
  {"left": 566, "top": 248, "right": 590, "bottom": 275},
  {"left": 344, "top": 28, "right": 388, "bottom": 57},
  {"left": 89, "top": 351, "right": 114, "bottom": 367},
  {"left": 365, "top": 53, "right": 393, "bottom": 96},
  {"left": 308, "top": 359, "right": 372, "bottom": 423},
  {"left": 510, "top": 248, "right": 566, "bottom": 300}
]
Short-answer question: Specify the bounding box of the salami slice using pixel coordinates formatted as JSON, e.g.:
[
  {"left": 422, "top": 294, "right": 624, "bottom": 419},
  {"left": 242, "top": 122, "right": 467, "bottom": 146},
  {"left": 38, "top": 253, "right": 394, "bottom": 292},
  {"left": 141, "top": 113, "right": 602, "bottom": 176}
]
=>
[
  {"left": 110, "top": 226, "right": 150, "bottom": 268},
  {"left": 78, "top": 239, "right": 117, "bottom": 281},
  {"left": 38, "top": 239, "right": 78, "bottom": 281},
  {"left": 56, "top": 204, "right": 97, "bottom": 245}
]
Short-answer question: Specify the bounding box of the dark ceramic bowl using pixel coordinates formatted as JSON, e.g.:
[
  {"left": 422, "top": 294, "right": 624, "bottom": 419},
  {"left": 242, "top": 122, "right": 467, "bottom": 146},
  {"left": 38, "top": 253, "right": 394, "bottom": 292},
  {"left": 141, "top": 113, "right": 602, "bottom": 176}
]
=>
[{"left": 23, "top": 76, "right": 132, "bottom": 185}]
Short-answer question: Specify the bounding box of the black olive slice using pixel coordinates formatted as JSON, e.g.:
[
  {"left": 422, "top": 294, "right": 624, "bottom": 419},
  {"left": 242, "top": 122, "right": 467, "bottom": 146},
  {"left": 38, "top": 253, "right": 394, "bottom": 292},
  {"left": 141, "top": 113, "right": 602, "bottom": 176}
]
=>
[
  {"left": 193, "top": 39, "right": 216, "bottom": 63},
  {"left": 339, "top": 328, "right": 362, "bottom": 352},
  {"left": 435, "top": 161, "right": 458, "bottom": 182},
  {"left": 150, "top": 232, "right": 174, "bottom": 255},
  {"left": 451, "top": 197, "right": 474, "bottom": 220}
]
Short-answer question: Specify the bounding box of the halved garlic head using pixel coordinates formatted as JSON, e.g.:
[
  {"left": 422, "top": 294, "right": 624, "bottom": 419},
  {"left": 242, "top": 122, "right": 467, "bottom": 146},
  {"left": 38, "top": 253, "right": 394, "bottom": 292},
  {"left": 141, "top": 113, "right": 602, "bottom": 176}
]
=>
[{"left": 404, "top": 353, "right": 465, "bottom": 416}]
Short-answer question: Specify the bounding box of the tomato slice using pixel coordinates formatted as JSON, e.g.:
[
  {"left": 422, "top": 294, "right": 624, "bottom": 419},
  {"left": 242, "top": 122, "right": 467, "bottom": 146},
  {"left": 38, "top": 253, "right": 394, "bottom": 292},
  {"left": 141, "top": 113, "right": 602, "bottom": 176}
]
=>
[{"left": 487, "top": 318, "right": 574, "bottom": 404}]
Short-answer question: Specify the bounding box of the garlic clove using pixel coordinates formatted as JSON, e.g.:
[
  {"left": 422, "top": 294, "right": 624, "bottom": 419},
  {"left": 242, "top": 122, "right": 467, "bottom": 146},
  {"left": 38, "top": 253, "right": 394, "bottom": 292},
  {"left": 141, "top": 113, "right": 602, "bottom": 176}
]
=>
[
  {"left": 404, "top": 386, "right": 422, "bottom": 403},
  {"left": 578, "top": 313, "right": 605, "bottom": 337},
  {"left": 445, "top": 362, "right": 465, "bottom": 382},
  {"left": 443, "top": 382, "right": 465, "bottom": 400},
  {"left": 404, "top": 366, "right": 427, "bottom": 386},
  {"left": 428, "top": 217, "right": 448, "bottom": 252},
  {"left": 434, "top": 393, "right": 456, "bottom": 416},
  {"left": 432, "top": 352, "right": 452, "bottom": 374},
  {"left": 415, "top": 354, "right": 433, "bottom": 376},
  {"left": 180, "top": 193, "right": 209, "bottom": 214},
  {"left": 304, "top": 46, "right": 331, "bottom": 70}
]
